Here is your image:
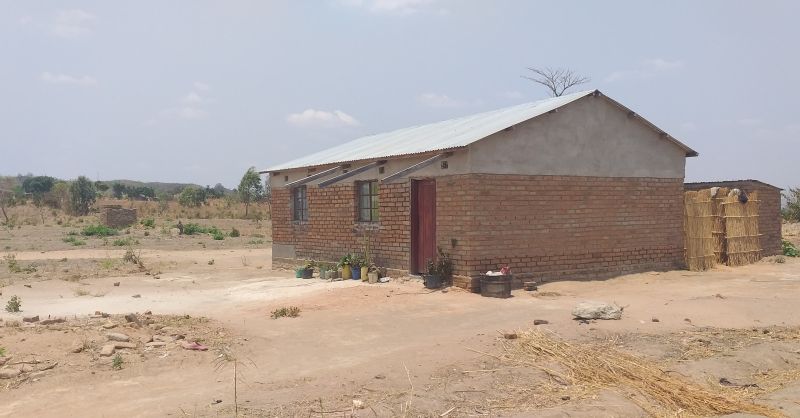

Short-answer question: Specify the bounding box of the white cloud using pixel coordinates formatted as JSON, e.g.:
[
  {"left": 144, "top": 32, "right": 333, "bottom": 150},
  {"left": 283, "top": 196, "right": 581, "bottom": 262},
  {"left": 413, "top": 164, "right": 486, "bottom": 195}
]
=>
[
  {"left": 41, "top": 72, "right": 97, "bottom": 86},
  {"left": 286, "top": 109, "right": 361, "bottom": 127},
  {"left": 605, "top": 58, "right": 685, "bottom": 83},
  {"left": 151, "top": 84, "right": 213, "bottom": 123},
  {"left": 52, "top": 9, "right": 96, "bottom": 38},
  {"left": 417, "top": 92, "right": 481, "bottom": 108},
  {"left": 340, "top": 0, "right": 442, "bottom": 15}
]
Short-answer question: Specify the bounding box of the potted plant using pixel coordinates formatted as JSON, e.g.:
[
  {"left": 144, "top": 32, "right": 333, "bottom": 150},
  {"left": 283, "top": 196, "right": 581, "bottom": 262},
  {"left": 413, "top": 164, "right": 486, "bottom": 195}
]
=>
[
  {"left": 423, "top": 248, "right": 453, "bottom": 289},
  {"left": 300, "top": 260, "right": 315, "bottom": 279},
  {"left": 367, "top": 264, "right": 380, "bottom": 284},
  {"left": 339, "top": 254, "right": 353, "bottom": 280},
  {"left": 351, "top": 254, "right": 365, "bottom": 280}
]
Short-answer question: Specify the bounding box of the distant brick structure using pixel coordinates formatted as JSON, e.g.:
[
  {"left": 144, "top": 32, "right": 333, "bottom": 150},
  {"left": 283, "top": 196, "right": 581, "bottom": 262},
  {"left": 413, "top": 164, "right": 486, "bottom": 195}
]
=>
[
  {"left": 100, "top": 205, "right": 137, "bottom": 228},
  {"left": 685, "top": 180, "right": 783, "bottom": 256}
]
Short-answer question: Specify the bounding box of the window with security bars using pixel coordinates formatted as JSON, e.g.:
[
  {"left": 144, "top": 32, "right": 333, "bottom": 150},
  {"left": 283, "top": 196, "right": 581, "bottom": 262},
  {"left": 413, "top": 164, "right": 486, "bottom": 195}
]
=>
[
  {"left": 292, "top": 186, "right": 307, "bottom": 221},
  {"left": 356, "top": 180, "right": 379, "bottom": 222}
]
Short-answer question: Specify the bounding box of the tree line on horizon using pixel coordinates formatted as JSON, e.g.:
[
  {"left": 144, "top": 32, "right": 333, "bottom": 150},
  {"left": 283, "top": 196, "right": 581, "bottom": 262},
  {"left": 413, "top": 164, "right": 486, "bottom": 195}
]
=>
[{"left": 0, "top": 168, "right": 269, "bottom": 223}]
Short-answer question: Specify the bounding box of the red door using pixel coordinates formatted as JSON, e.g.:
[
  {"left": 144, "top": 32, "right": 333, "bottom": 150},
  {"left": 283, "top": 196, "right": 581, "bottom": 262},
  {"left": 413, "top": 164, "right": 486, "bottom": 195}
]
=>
[{"left": 411, "top": 179, "right": 436, "bottom": 274}]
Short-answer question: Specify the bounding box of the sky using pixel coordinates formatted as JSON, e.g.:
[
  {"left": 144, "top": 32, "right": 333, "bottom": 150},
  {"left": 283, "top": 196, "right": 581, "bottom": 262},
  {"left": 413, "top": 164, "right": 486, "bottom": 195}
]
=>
[{"left": 1, "top": 0, "right": 798, "bottom": 189}]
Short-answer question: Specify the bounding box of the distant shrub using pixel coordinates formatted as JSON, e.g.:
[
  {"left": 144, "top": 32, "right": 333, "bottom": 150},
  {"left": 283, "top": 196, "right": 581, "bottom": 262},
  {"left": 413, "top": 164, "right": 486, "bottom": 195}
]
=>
[
  {"left": 113, "top": 237, "right": 139, "bottom": 247},
  {"left": 63, "top": 236, "right": 86, "bottom": 246},
  {"left": 211, "top": 231, "right": 225, "bottom": 240},
  {"left": 230, "top": 227, "right": 240, "bottom": 237},
  {"left": 782, "top": 188, "right": 800, "bottom": 222},
  {"left": 783, "top": 240, "right": 799, "bottom": 257},
  {"left": 82, "top": 225, "right": 118, "bottom": 237},
  {"left": 140, "top": 218, "right": 155, "bottom": 228},
  {"left": 5, "top": 295, "right": 22, "bottom": 313},
  {"left": 271, "top": 306, "right": 300, "bottom": 319},
  {"left": 181, "top": 223, "right": 207, "bottom": 235}
]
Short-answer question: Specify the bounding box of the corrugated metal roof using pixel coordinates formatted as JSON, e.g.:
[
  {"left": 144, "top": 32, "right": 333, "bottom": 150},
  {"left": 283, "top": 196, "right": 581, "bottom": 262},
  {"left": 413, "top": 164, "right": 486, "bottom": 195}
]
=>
[{"left": 265, "top": 89, "right": 696, "bottom": 172}]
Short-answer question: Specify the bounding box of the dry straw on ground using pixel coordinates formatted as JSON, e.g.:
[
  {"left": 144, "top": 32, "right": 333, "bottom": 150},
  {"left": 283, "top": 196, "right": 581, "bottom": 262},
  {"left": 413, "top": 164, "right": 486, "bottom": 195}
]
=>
[{"left": 501, "top": 329, "right": 783, "bottom": 417}]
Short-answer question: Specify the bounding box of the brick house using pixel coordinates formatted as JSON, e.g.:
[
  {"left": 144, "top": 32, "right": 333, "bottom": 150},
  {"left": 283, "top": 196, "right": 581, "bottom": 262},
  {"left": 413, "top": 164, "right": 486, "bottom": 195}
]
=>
[
  {"left": 264, "top": 90, "right": 699, "bottom": 287},
  {"left": 684, "top": 180, "right": 783, "bottom": 256}
]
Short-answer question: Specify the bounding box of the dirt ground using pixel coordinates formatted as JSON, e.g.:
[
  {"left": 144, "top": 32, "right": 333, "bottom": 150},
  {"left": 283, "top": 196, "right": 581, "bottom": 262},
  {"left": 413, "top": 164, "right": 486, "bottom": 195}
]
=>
[{"left": 1, "top": 222, "right": 799, "bottom": 417}]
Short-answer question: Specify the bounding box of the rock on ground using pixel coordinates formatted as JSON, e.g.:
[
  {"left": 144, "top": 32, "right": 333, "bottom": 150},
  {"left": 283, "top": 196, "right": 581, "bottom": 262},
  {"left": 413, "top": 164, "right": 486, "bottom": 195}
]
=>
[
  {"left": 113, "top": 342, "right": 137, "bottom": 350},
  {"left": 572, "top": 301, "right": 623, "bottom": 320},
  {"left": 106, "top": 332, "right": 130, "bottom": 342},
  {"left": 23, "top": 315, "right": 39, "bottom": 323},
  {"left": 0, "top": 368, "right": 22, "bottom": 379},
  {"left": 99, "top": 344, "right": 115, "bottom": 357}
]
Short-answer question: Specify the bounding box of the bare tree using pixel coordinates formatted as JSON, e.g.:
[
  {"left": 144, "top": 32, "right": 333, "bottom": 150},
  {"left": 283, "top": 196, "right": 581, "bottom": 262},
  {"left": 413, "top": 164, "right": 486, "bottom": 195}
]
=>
[{"left": 523, "top": 67, "right": 590, "bottom": 97}]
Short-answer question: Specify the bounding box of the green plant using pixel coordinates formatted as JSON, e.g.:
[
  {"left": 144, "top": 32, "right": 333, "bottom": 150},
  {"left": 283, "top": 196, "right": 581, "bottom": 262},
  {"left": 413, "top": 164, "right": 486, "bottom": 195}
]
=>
[
  {"left": 211, "top": 231, "right": 225, "bottom": 240},
  {"left": 113, "top": 237, "right": 139, "bottom": 247},
  {"left": 426, "top": 247, "right": 453, "bottom": 279},
  {"left": 782, "top": 188, "right": 800, "bottom": 222},
  {"left": 270, "top": 306, "right": 301, "bottom": 319},
  {"left": 140, "top": 218, "right": 155, "bottom": 228},
  {"left": 338, "top": 253, "right": 352, "bottom": 267},
  {"left": 0, "top": 347, "right": 6, "bottom": 357},
  {"left": 351, "top": 254, "right": 365, "bottom": 268},
  {"left": 63, "top": 236, "right": 86, "bottom": 246},
  {"left": 181, "top": 223, "right": 207, "bottom": 235},
  {"left": 247, "top": 239, "right": 264, "bottom": 245},
  {"left": 783, "top": 239, "right": 799, "bottom": 257},
  {"left": 112, "top": 353, "right": 124, "bottom": 370},
  {"left": 5, "top": 295, "right": 21, "bottom": 312},
  {"left": 122, "top": 247, "right": 145, "bottom": 269},
  {"left": 230, "top": 227, "right": 240, "bottom": 237},
  {"left": 238, "top": 167, "right": 266, "bottom": 218},
  {"left": 81, "top": 225, "right": 118, "bottom": 237},
  {"left": 3, "top": 254, "right": 36, "bottom": 273}
]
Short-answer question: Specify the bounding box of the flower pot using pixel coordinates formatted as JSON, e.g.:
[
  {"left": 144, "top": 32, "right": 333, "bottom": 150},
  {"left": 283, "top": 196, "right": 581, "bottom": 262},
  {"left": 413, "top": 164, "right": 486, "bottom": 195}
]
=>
[
  {"left": 352, "top": 265, "right": 361, "bottom": 280},
  {"left": 341, "top": 265, "right": 352, "bottom": 280},
  {"left": 424, "top": 274, "right": 442, "bottom": 289},
  {"left": 368, "top": 272, "right": 379, "bottom": 284},
  {"left": 295, "top": 269, "right": 304, "bottom": 278},
  {"left": 302, "top": 268, "right": 314, "bottom": 279},
  {"left": 361, "top": 266, "right": 369, "bottom": 282}
]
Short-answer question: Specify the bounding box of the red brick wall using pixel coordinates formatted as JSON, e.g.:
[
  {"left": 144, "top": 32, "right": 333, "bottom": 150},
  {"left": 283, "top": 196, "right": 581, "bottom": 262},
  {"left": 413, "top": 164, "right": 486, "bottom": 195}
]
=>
[
  {"left": 272, "top": 182, "right": 411, "bottom": 270},
  {"left": 273, "top": 174, "right": 687, "bottom": 281},
  {"left": 437, "top": 175, "right": 686, "bottom": 280}
]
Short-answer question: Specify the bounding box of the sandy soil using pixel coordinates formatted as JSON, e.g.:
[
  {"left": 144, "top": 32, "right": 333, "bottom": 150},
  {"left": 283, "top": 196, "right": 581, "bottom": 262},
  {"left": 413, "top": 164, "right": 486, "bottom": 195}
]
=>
[{"left": 0, "top": 225, "right": 799, "bottom": 417}]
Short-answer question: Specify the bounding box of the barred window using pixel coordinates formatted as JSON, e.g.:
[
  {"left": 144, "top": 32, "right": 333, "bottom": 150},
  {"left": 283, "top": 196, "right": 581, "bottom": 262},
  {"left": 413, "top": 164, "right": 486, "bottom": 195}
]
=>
[
  {"left": 292, "top": 186, "right": 307, "bottom": 221},
  {"left": 356, "top": 180, "right": 379, "bottom": 222}
]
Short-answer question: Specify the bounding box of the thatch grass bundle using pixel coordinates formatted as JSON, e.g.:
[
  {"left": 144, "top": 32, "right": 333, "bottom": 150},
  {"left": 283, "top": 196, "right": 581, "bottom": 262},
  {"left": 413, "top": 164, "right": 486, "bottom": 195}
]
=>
[
  {"left": 502, "top": 329, "right": 783, "bottom": 417},
  {"left": 710, "top": 187, "right": 729, "bottom": 264},
  {"left": 684, "top": 190, "right": 715, "bottom": 271},
  {"left": 723, "top": 190, "right": 762, "bottom": 266}
]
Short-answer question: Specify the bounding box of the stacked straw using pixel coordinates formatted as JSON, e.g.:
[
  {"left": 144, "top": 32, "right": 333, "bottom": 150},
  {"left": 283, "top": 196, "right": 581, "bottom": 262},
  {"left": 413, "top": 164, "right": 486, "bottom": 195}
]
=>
[
  {"left": 723, "top": 190, "right": 762, "bottom": 266},
  {"left": 683, "top": 190, "right": 715, "bottom": 271},
  {"left": 503, "top": 329, "right": 783, "bottom": 417},
  {"left": 710, "top": 187, "right": 729, "bottom": 264}
]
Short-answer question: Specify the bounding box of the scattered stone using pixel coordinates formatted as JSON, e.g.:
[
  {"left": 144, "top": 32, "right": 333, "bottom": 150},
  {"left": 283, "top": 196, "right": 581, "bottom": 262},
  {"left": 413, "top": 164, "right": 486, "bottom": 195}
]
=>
[
  {"left": 23, "top": 315, "right": 39, "bottom": 323},
  {"left": 124, "top": 313, "right": 141, "bottom": 325},
  {"left": 503, "top": 332, "right": 518, "bottom": 340},
  {"left": 145, "top": 341, "right": 167, "bottom": 348},
  {"left": 113, "top": 282, "right": 120, "bottom": 287},
  {"left": 572, "top": 301, "right": 623, "bottom": 320},
  {"left": 374, "top": 374, "right": 386, "bottom": 380},
  {"left": 40, "top": 318, "right": 66, "bottom": 325},
  {"left": 352, "top": 399, "right": 365, "bottom": 409},
  {"left": 561, "top": 396, "right": 571, "bottom": 401},
  {"left": 150, "top": 324, "right": 165, "bottom": 330},
  {"left": 0, "top": 368, "right": 23, "bottom": 379},
  {"left": 651, "top": 317, "right": 660, "bottom": 323},
  {"left": 131, "top": 294, "right": 141, "bottom": 298},
  {"left": 113, "top": 342, "right": 137, "bottom": 350},
  {"left": 102, "top": 322, "right": 118, "bottom": 329},
  {"left": 533, "top": 319, "right": 549, "bottom": 325},
  {"left": 106, "top": 332, "right": 131, "bottom": 342},
  {"left": 212, "top": 399, "right": 222, "bottom": 405},
  {"left": 24, "top": 284, "right": 32, "bottom": 288},
  {"left": 99, "top": 344, "right": 115, "bottom": 357},
  {"left": 70, "top": 343, "right": 85, "bottom": 353},
  {"left": 0, "top": 358, "right": 9, "bottom": 366},
  {"left": 144, "top": 310, "right": 152, "bottom": 315},
  {"left": 94, "top": 311, "right": 110, "bottom": 318},
  {"left": 141, "top": 335, "right": 153, "bottom": 344}
]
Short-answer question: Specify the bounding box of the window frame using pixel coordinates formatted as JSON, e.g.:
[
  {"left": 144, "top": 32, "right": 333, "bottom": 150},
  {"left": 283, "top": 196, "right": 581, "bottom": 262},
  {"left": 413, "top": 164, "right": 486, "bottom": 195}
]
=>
[
  {"left": 356, "top": 180, "right": 380, "bottom": 223},
  {"left": 292, "top": 186, "right": 308, "bottom": 222}
]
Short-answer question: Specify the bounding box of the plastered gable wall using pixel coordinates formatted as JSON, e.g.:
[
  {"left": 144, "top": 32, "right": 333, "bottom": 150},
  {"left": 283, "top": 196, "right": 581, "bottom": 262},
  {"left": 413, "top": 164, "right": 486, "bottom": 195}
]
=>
[{"left": 467, "top": 95, "right": 687, "bottom": 179}]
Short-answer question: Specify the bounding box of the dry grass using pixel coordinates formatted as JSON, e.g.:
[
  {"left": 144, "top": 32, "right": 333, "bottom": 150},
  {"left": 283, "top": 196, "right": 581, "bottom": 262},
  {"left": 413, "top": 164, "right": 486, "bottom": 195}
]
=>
[
  {"left": 500, "top": 329, "right": 784, "bottom": 417},
  {"left": 684, "top": 189, "right": 716, "bottom": 271},
  {"left": 723, "top": 191, "right": 762, "bottom": 266}
]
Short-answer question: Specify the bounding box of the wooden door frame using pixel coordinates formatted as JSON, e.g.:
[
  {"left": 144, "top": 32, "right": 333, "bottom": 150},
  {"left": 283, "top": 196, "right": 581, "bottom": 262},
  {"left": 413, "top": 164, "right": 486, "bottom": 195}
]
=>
[{"left": 410, "top": 178, "right": 436, "bottom": 274}]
